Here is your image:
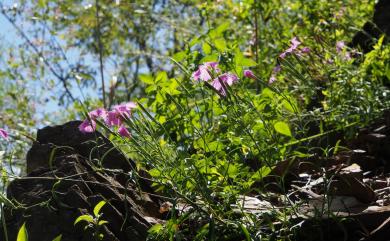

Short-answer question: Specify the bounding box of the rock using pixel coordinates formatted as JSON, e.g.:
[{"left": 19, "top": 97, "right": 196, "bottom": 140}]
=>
[
  {"left": 0, "top": 121, "right": 161, "bottom": 241},
  {"left": 351, "top": 0, "right": 390, "bottom": 52},
  {"left": 26, "top": 120, "right": 135, "bottom": 174}
]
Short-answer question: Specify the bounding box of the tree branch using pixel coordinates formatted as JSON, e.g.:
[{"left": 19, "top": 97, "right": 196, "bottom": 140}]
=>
[{"left": 0, "top": 4, "right": 76, "bottom": 103}]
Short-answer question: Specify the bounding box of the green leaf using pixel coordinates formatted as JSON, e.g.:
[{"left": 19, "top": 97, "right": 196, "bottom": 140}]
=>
[
  {"left": 216, "top": 22, "right": 230, "bottom": 34},
  {"left": 207, "top": 141, "right": 223, "bottom": 152},
  {"left": 52, "top": 234, "right": 62, "bottom": 241},
  {"left": 139, "top": 74, "right": 154, "bottom": 85},
  {"left": 93, "top": 201, "right": 107, "bottom": 217},
  {"left": 17, "top": 223, "right": 28, "bottom": 241},
  {"left": 200, "top": 54, "right": 219, "bottom": 63},
  {"left": 374, "top": 35, "right": 385, "bottom": 50},
  {"left": 235, "top": 50, "right": 257, "bottom": 67},
  {"left": 155, "top": 71, "right": 168, "bottom": 83},
  {"left": 207, "top": 217, "right": 215, "bottom": 241},
  {"left": 148, "top": 168, "right": 161, "bottom": 177},
  {"left": 98, "top": 220, "right": 109, "bottom": 226},
  {"left": 209, "top": 22, "right": 230, "bottom": 38},
  {"left": 74, "top": 215, "right": 94, "bottom": 225},
  {"left": 189, "top": 37, "right": 200, "bottom": 47},
  {"left": 274, "top": 121, "right": 292, "bottom": 137},
  {"left": 172, "top": 51, "right": 187, "bottom": 62},
  {"left": 282, "top": 100, "right": 295, "bottom": 112},
  {"left": 251, "top": 166, "right": 272, "bottom": 180},
  {"left": 148, "top": 224, "right": 163, "bottom": 234},
  {"left": 240, "top": 224, "right": 251, "bottom": 241},
  {"left": 202, "top": 42, "right": 212, "bottom": 54},
  {"left": 37, "top": 0, "right": 47, "bottom": 8},
  {"left": 214, "top": 38, "right": 227, "bottom": 51},
  {"left": 240, "top": 58, "right": 257, "bottom": 67}
]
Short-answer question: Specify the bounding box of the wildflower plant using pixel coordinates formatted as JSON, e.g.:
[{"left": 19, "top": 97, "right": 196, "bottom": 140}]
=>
[
  {"left": 76, "top": 15, "right": 390, "bottom": 237},
  {"left": 0, "top": 0, "right": 387, "bottom": 240},
  {"left": 79, "top": 27, "right": 307, "bottom": 239}
]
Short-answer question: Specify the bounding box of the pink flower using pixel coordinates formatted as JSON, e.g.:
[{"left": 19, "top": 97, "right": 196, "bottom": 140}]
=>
[
  {"left": 211, "top": 73, "right": 239, "bottom": 96},
  {"left": 301, "top": 47, "right": 310, "bottom": 53},
  {"left": 105, "top": 110, "right": 123, "bottom": 127},
  {"left": 79, "top": 107, "right": 107, "bottom": 133},
  {"left": 79, "top": 119, "right": 96, "bottom": 133},
  {"left": 268, "top": 65, "right": 281, "bottom": 84},
  {"left": 113, "top": 102, "right": 137, "bottom": 119},
  {"left": 243, "top": 69, "right": 256, "bottom": 79},
  {"left": 220, "top": 73, "right": 239, "bottom": 86},
  {"left": 344, "top": 51, "right": 352, "bottom": 60},
  {"left": 103, "top": 102, "right": 137, "bottom": 127},
  {"left": 268, "top": 75, "right": 277, "bottom": 84},
  {"left": 211, "top": 78, "right": 226, "bottom": 96},
  {"left": 88, "top": 108, "right": 107, "bottom": 119},
  {"left": 0, "top": 128, "right": 8, "bottom": 139},
  {"left": 280, "top": 37, "right": 301, "bottom": 58},
  {"left": 192, "top": 62, "right": 220, "bottom": 82},
  {"left": 336, "top": 41, "right": 345, "bottom": 53},
  {"left": 118, "top": 125, "right": 131, "bottom": 138},
  {"left": 291, "top": 37, "right": 301, "bottom": 48},
  {"left": 273, "top": 65, "right": 281, "bottom": 73},
  {"left": 204, "top": 62, "right": 220, "bottom": 70}
]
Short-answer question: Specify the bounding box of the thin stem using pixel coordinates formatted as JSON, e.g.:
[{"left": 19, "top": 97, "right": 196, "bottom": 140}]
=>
[
  {"left": 95, "top": 0, "right": 107, "bottom": 108},
  {"left": 253, "top": 0, "right": 260, "bottom": 93}
]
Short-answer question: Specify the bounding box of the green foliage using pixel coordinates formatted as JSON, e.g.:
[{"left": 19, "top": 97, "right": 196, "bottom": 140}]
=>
[
  {"left": 16, "top": 223, "right": 28, "bottom": 241},
  {"left": 52, "top": 234, "right": 62, "bottom": 241},
  {"left": 74, "top": 200, "right": 108, "bottom": 241},
  {"left": 0, "top": 0, "right": 389, "bottom": 240}
]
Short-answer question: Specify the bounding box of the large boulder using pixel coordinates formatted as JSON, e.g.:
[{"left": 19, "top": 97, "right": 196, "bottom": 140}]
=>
[
  {"left": 351, "top": 0, "right": 390, "bottom": 52},
  {"left": 0, "top": 121, "right": 162, "bottom": 241}
]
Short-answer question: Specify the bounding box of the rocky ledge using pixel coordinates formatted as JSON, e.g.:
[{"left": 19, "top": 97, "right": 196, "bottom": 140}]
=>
[{"left": 0, "top": 121, "right": 162, "bottom": 241}]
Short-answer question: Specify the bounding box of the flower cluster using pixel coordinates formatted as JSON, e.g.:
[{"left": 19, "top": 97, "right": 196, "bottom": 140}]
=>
[
  {"left": 336, "top": 41, "right": 351, "bottom": 60},
  {"left": 192, "top": 62, "right": 239, "bottom": 96},
  {"left": 270, "top": 37, "right": 310, "bottom": 84},
  {"left": 269, "top": 65, "right": 281, "bottom": 84},
  {"left": 336, "top": 41, "right": 345, "bottom": 53},
  {"left": 0, "top": 128, "right": 8, "bottom": 140},
  {"left": 79, "top": 102, "right": 136, "bottom": 138},
  {"left": 279, "top": 37, "right": 310, "bottom": 59}
]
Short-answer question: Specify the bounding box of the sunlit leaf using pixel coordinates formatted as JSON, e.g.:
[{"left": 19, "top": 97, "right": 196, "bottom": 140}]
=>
[
  {"left": 274, "top": 121, "right": 292, "bottom": 137},
  {"left": 139, "top": 74, "right": 154, "bottom": 85},
  {"left": 74, "top": 215, "right": 94, "bottom": 225},
  {"left": 202, "top": 42, "right": 212, "bottom": 54},
  {"left": 214, "top": 38, "right": 227, "bottom": 51},
  {"left": 98, "top": 220, "right": 109, "bottom": 226},
  {"left": 52, "top": 234, "right": 62, "bottom": 241},
  {"left": 16, "top": 223, "right": 28, "bottom": 241},
  {"left": 93, "top": 200, "right": 107, "bottom": 217}
]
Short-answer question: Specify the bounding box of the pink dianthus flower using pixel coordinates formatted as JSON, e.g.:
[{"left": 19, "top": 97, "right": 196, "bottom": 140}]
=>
[
  {"left": 192, "top": 62, "right": 221, "bottom": 82},
  {"left": 0, "top": 128, "right": 8, "bottom": 139}
]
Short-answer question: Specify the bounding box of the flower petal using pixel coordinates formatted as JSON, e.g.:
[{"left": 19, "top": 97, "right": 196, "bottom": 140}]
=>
[
  {"left": 105, "top": 111, "right": 122, "bottom": 127},
  {"left": 79, "top": 119, "right": 96, "bottom": 133},
  {"left": 243, "top": 69, "right": 256, "bottom": 79},
  {"left": 211, "top": 78, "right": 226, "bottom": 96},
  {"left": 89, "top": 108, "right": 107, "bottom": 120},
  {"left": 118, "top": 125, "right": 131, "bottom": 138},
  {"left": 0, "top": 128, "right": 8, "bottom": 139}
]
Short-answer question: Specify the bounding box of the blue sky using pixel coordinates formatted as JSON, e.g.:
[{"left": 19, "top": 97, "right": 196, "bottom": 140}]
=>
[{"left": 0, "top": 1, "right": 102, "bottom": 126}]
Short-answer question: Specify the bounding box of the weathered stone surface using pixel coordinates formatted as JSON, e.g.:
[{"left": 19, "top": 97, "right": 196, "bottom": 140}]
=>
[
  {"left": 0, "top": 121, "right": 161, "bottom": 241},
  {"left": 351, "top": 0, "right": 390, "bottom": 52}
]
